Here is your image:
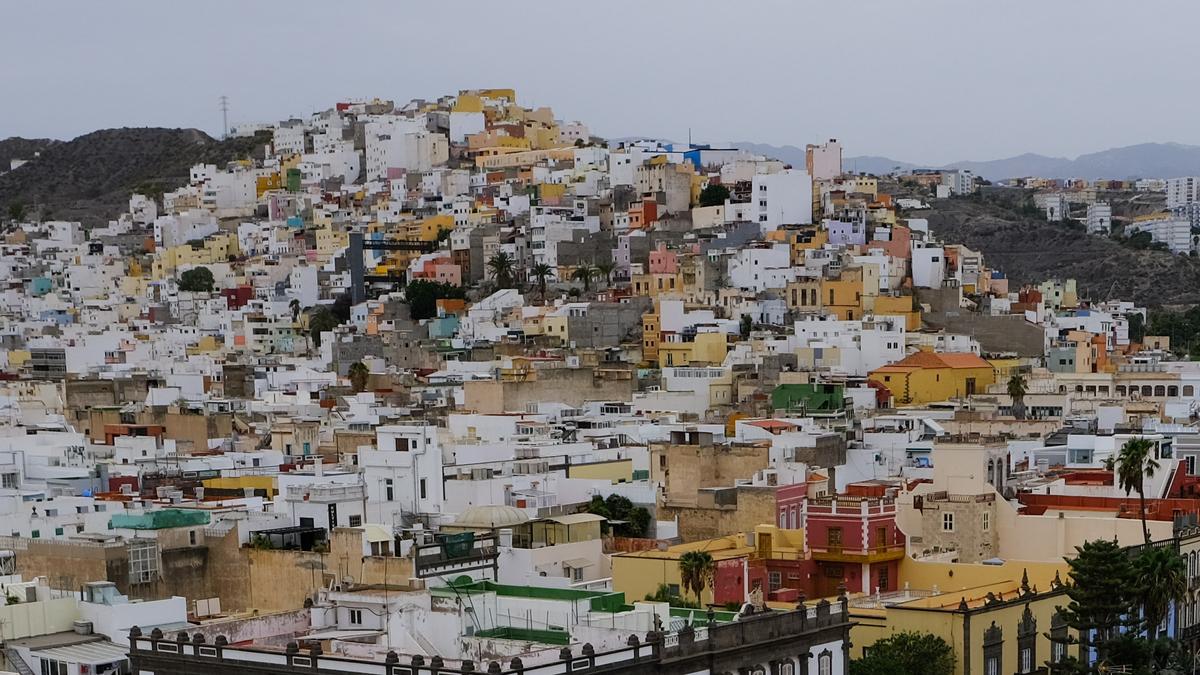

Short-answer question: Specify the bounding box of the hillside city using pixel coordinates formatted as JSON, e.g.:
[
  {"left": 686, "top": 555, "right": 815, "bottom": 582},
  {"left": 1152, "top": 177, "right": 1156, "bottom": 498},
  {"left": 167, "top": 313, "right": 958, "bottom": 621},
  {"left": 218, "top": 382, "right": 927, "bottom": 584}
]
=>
[{"left": 4, "top": 89, "right": 1200, "bottom": 675}]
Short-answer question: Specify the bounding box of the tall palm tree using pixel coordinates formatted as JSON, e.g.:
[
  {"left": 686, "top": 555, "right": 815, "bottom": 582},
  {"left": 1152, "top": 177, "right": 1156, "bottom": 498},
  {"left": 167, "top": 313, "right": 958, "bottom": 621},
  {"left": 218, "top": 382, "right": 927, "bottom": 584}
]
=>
[
  {"left": 347, "top": 361, "right": 369, "bottom": 393},
  {"left": 572, "top": 264, "right": 597, "bottom": 293},
  {"left": 1007, "top": 373, "right": 1028, "bottom": 420},
  {"left": 487, "top": 252, "right": 516, "bottom": 289},
  {"left": 1134, "top": 545, "right": 1186, "bottom": 639},
  {"left": 289, "top": 298, "right": 301, "bottom": 323},
  {"left": 595, "top": 261, "right": 616, "bottom": 288},
  {"left": 1115, "top": 437, "right": 1159, "bottom": 544},
  {"left": 531, "top": 262, "right": 555, "bottom": 300},
  {"left": 678, "top": 550, "right": 715, "bottom": 605}
]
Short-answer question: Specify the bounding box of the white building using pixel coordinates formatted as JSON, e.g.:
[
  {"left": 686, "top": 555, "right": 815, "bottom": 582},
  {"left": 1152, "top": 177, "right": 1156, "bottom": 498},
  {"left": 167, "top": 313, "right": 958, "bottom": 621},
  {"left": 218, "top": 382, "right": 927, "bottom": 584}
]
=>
[
  {"left": 750, "top": 168, "right": 813, "bottom": 232},
  {"left": 1086, "top": 202, "right": 1112, "bottom": 234},
  {"left": 806, "top": 139, "right": 842, "bottom": 181},
  {"left": 1167, "top": 176, "right": 1200, "bottom": 209}
]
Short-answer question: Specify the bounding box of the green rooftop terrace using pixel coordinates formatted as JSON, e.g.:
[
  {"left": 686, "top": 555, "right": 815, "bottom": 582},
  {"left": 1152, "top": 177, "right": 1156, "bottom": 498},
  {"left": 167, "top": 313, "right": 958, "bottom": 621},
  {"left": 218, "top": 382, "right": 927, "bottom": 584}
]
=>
[{"left": 109, "top": 509, "right": 211, "bottom": 530}]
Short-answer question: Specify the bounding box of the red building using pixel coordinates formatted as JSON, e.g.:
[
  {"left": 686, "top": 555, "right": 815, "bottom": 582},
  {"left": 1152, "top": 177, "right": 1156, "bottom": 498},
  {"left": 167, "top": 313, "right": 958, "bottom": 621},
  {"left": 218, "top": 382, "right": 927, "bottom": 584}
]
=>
[{"left": 803, "top": 494, "right": 905, "bottom": 597}]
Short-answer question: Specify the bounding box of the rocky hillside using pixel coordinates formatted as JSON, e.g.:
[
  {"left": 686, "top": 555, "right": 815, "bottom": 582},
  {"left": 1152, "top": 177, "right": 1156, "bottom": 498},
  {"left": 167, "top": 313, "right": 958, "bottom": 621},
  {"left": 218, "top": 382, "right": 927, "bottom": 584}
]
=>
[
  {"left": 0, "top": 128, "right": 266, "bottom": 225},
  {"left": 919, "top": 188, "right": 1200, "bottom": 307},
  {"left": 0, "top": 137, "right": 60, "bottom": 173}
]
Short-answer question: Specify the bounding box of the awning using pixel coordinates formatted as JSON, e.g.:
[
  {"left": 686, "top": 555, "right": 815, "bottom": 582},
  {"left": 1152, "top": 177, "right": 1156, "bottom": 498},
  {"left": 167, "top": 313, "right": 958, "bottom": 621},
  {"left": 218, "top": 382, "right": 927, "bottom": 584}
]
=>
[
  {"left": 922, "top": 418, "right": 947, "bottom": 435},
  {"left": 546, "top": 513, "right": 607, "bottom": 526},
  {"left": 32, "top": 640, "right": 129, "bottom": 665},
  {"left": 562, "top": 557, "right": 594, "bottom": 569}
]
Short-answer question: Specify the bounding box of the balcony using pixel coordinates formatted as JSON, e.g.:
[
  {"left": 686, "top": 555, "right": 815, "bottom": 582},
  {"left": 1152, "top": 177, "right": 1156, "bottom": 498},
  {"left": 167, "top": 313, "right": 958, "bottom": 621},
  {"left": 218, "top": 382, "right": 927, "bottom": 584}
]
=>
[{"left": 810, "top": 543, "right": 906, "bottom": 564}]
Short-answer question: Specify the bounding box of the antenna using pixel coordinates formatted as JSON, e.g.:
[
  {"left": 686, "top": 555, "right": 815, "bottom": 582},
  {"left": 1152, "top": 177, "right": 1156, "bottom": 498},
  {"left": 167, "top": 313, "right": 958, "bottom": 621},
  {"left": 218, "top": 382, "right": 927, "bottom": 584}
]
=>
[{"left": 218, "top": 95, "right": 230, "bottom": 139}]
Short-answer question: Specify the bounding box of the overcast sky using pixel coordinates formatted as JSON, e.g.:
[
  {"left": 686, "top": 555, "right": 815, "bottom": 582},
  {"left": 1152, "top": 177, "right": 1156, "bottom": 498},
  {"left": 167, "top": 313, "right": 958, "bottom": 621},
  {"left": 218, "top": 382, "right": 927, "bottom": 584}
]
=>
[{"left": 2, "top": 1, "right": 1196, "bottom": 165}]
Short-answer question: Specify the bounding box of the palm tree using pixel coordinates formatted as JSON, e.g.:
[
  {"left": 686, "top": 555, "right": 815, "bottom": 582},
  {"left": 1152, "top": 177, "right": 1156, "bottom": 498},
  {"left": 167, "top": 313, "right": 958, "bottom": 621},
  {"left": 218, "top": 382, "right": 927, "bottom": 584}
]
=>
[
  {"left": 289, "top": 299, "right": 301, "bottom": 323},
  {"left": 678, "top": 550, "right": 715, "bottom": 605},
  {"left": 572, "top": 264, "right": 597, "bottom": 293},
  {"left": 487, "top": 252, "right": 516, "bottom": 289},
  {"left": 531, "top": 262, "right": 555, "bottom": 300},
  {"left": 1007, "top": 373, "right": 1028, "bottom": 420},
  {"left": 1115, "top": 437, "right": 1159, "bottom": 544},
  {"left": 1134, "top": 545, "right": 1186, "bottom": 639},
  {"left": 348, "top": 362, "right": 370, "bottom": 393},
  {"left": 595, "top": 261, "right": 616, "bottom": 288}
]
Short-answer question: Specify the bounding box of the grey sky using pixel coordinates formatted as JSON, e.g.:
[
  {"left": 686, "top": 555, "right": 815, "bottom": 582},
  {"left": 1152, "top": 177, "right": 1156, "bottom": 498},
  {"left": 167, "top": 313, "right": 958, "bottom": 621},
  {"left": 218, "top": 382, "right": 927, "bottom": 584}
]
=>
[{"left": 2, "top": 0, "right": 1196, "bottom": 166}]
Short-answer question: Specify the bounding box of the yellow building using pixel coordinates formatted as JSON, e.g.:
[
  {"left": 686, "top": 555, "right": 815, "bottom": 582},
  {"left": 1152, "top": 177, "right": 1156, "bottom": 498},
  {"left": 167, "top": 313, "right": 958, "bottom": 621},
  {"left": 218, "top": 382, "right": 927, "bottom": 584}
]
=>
[
  {"left": 656, "top": 332, "right": 728, "bottom": 368},
  {"left": 820, "top": 266, "right": 878, "bottom": 321},
  {"left": 153, "top": 233, "right": 240, "bottom": 277},
  {"left": 850, "top": 562, "right": 1075, "bottom": 675},
  {"left": 869, "top": 351, "right": 997, "bottom": 405},
  {"left": 642, "top": 312, "right": 661, "bottom": 364},
  {"left": 873, "top": 294, "right": 921, "bottom": 331},
  {"left": 315, "top": 225, "right": 350, "bottom": 262},
  {"left": 612, "top": 526, "right": 804, "bottom": 607}
]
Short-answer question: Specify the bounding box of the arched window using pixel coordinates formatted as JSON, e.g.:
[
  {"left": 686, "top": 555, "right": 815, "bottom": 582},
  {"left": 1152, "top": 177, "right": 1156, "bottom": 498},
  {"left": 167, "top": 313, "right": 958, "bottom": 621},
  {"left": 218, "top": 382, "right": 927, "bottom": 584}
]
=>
[
  {"left": 1143, "top": 385, "right": 1153, "bottom": 397},
  {"left": 780, "top": 663, "right": 795, "bottom": 675},
  {"left": 1170, "top": 386, "right": 1179, "bottom": 397},
  {"left": 1186, "top": 385, "right": 1195, "bottom": 397},
  {"left": 1116, "top": 385, "right": 1127, "bottom": 396},
  {"left": 818, "top": 651, "right": 833, "bottom": 675},
  {"left": 1155, "top": 385, "right": 1166, "bottom": 397}
]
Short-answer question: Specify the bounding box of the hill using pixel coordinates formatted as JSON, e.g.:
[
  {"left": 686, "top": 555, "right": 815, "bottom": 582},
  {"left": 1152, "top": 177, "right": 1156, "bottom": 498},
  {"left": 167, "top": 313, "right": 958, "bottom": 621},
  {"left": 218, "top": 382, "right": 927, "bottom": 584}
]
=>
[
  {"left": 0, "top": 137, "right": 60, "bottom": 174},
  {"left": 920, "top": 188, "right": 1200, "bottom": 306},
  {"left": 0, "top": 128, "right": 266, "bottom": 225},
  {"left": 736, "top": 142, "right": 1200, "bottom": 181}
]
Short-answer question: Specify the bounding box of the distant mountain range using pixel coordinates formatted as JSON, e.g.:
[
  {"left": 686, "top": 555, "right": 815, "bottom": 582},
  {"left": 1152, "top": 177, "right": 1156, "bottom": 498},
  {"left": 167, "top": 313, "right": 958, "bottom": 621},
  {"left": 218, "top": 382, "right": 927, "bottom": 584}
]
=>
[{"left": 732, "top": 141, "right": 1200, "bottom": 181}]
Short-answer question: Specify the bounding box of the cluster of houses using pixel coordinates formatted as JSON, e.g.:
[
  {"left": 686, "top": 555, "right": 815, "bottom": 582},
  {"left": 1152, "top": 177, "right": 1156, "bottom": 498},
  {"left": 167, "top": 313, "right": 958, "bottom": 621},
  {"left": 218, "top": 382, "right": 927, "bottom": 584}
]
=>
[{"left": 4, "top": 88, "right": 1200, "bottom": 675}]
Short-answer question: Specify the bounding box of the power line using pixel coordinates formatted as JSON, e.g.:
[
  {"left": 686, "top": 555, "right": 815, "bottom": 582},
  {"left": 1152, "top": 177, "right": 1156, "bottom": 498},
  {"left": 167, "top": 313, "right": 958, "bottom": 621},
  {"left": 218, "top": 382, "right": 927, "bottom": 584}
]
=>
[{"left": 218, "top": 95, "right": 230, "bottom": 139}]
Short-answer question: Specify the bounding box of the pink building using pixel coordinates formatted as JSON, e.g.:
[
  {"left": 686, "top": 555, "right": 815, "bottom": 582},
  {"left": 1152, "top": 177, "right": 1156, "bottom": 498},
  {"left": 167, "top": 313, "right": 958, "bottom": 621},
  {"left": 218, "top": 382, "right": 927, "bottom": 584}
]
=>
[{"left": 648, "top": 243, "right": 678, "bottom": 275}]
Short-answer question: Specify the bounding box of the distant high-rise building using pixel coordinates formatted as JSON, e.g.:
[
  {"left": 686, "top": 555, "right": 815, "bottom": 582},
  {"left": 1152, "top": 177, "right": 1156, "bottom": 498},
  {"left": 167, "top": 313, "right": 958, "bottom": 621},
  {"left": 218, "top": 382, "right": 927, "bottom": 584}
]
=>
[{"left": 806, "top": 138, "right": 842, "bottom": 181}]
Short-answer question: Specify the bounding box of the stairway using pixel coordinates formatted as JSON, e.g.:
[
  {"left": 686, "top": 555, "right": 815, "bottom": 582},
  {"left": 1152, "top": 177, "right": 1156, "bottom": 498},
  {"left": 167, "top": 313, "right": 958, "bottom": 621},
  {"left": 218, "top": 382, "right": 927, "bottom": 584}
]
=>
[{"left": 4, "top": 648, "right": 36, "bottom": 675}]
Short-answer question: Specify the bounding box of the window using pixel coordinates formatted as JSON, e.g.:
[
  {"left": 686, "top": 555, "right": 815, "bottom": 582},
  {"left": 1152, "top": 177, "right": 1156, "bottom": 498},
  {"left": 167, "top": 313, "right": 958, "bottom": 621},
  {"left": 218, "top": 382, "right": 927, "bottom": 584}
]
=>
[
  {"left": 419, "top": 479, "right": 427, "bottom": 500},
  {"left": 300, "top": 517, "right": 314, "bottom": 528},
  {"left": 817, "top": 651, "right": 832, "bottom": 675},
  {"left": 31, "top": 530, "right": 39, "bottom": 539},
  {"left": 942, "top": 512, "right": 955, "bottom": 532},
  {"left": 768, "top": 571, "right": 782, "bottom": 591},
  {"left": 348, "top": 609, "right": 363, "bottom": 625},
  {"left": 877, "top": 566, "right": 889, "bottom": 591},
  {"left": 385, "top": 478, "right": 394, "bottom": 501},
  {"left": 982, "top": 512, "right": 990, "bottom": 532},
  {"left": 348, "top": 515, "right": 363, "bottom": 527},
  {"left": 54, "top": 527, "right": 63, "bottom": 536},
  {"left": 0, "top": 473, "right": 16, "bottom": 489},
  {"left": 189, "top": 530, "right": 197, "bottom": 546},
  {"left": 668, "top": 583, "right": 681, "bottom": 597}
]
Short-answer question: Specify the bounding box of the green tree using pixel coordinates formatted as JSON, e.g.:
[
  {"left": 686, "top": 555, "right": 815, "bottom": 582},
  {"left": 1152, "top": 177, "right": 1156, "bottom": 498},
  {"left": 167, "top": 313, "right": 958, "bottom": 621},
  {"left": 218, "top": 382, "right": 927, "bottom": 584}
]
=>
[
  {"left": 740, "top": 314, "right": 752, "bottom": 339},
  {"left": 849, "top": 632, "right": 954, "bottom": 675},
  {"left": 1052, "top": 539, "right": 1141, "bottom": 668},
  {"left": 330, "top": 292, "right": 353, "bottom": 323},
  {"left": 1007, "top": 373, "right": 1028, "bottom": 420},
  {"left": 308, "top": 307, "right": 340, "bottom": 348},
  {"left": 572, "top": 264, "right": 597, "bottom": 293},
  {"left": 178, "top": 266, "right": 214, "bottom": 293},
  {"left": 7, "top": 202, "right": 25, "bottom": 223},
  {"left": 698, "top": 183, "right": 730, "bottom": 208},
  {"left": 1126, "top": 312, "right": 1146, "bottom": 344},
  {"left": 595, "top": 260, "right": 616, "bottom": 288},
  {"left": 530, "top": 262, "right": 555, "bottom": 300},
  {"left": 289, "top": 299, "right": 301, "bottom": 322},
  {"left": 1115, "top": 437, "right": 1159, "bottom": 544},
  {"left": 404, "top": 279, "right": 466, "bottom": 321},
  {"left": 348, "top": 362, "right": 370, "bottom": 393},
  {"left": 487, "top": 252, "right": 516, "bottom": 289},
  {"left": 1133, "top": 546, "right": 1186, "bottom": 640},
  {"left": 678, "top": 551, "right": 715, "bottom": 604}
]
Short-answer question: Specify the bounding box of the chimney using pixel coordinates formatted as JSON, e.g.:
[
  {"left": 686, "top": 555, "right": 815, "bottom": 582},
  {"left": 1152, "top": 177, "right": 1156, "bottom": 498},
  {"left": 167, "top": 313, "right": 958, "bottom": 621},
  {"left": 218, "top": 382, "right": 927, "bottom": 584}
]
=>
[{"left": 498, "top": 528, "right": 513, "bottom": 548}]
